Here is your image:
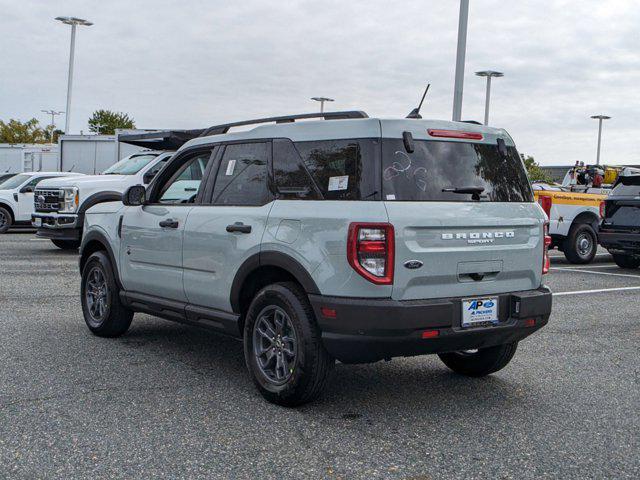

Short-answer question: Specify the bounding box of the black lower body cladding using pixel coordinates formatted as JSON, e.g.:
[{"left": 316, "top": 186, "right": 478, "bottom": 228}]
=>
[
  {"left": 598, "top": 230, "right": 640, "bottom": 254},
  {"left": 309, "top": 287, "right": 552, "bottom": 364}
]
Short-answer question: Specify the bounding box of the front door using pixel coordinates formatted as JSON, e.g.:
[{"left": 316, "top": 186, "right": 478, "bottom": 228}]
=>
[
  {"left": 17, "top": 176, "right": 55, "bottom": 221},
  {"left": 183, "top": 142, "right": 273, "bottom": 312},
  {"left": 119, "top": 150, "right": 213, "bottom": 302}
]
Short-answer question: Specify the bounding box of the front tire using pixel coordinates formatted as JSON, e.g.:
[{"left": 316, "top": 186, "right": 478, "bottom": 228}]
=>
[
  {"left": 81, "top": 251, "right": 133, "bottom": 337},
  {"left": 438, "top": 342, "right": 518, "bottom": 377},
  {"left": 563, "top": 222, "right": 597, "bottom": 264},
  {"left": 0, "top": 207, "right": 12, "bottom": 234},
  {"left": 244, "top": 282, "right": 335, "bottom": 407},
  {"left": 612, "top": 253, "right": 640, "bottom": 269},
  {"left": 51, "top": 239, "right": 81, "bottom": 250}
]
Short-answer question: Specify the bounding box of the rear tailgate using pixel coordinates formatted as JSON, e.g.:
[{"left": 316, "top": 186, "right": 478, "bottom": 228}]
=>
[{"left": 603, "top": 198, "right": 640, "bottom": 230}]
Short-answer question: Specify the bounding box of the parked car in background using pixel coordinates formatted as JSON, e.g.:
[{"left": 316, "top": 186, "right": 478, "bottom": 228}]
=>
[
  {"left": 599, "top": 168, "right": 640, "bottom": 268},
  {"left": 77, "top": 111, "right": 552, "bottom": 406},
  {"left": 0, "top": 172, "right": 85, "bottom": 234},
  {"left": 533, "top": 183, "right": 607, "bottom": 264}
]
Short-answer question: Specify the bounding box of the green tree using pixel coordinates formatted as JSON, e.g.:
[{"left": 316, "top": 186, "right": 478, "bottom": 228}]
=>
[
  {"left": 521, "top": 154, "right": 553, "bottom": 183},
  {"left": 0, "top": 118, "right": 47, "bottom": 143},
  {"left": 88, "top": 110, "right": 136, "bottom": 135}
]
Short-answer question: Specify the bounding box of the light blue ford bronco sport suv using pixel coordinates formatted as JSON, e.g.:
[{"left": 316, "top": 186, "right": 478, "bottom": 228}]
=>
[{"left": 78, "top": 111, "right": 552, "bottom": 406}]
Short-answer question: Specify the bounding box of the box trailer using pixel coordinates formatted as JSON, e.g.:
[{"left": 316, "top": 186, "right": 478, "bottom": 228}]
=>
[{"left": 0, "top": 144, "right": 59, "bottom": 173}]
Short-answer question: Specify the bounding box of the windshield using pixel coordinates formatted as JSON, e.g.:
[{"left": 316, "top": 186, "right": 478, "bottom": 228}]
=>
[
  {"left": 103, "top": 154, "right": 159, "bottom": 175},
  {"left": 382, "top": 139, "right": 533, "bottom": 202},
  {"left": 0, "top": 173, "right": 30, "bottom": 190}
]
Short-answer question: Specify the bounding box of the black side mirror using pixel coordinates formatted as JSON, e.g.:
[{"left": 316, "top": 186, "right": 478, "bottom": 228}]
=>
[
  {"left": 122, "top": 185, "right": 147, "bottom": 206},
  {"left": 143, "top": 171, "right": 156, "bottom": 184},
  {"left": 21, "top": 186, "right": 34, "bottom": 193}
]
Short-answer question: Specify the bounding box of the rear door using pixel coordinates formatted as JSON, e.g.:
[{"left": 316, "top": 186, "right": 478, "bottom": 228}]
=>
[
  {"left": 603, "top": 178, "right": 640, "bottom": 230},
  {"left": 380, "top": 124, "right": 545, "bottom": 301},
  {"left": 182, "top": 142, "right": 273, "bottom": 312}
]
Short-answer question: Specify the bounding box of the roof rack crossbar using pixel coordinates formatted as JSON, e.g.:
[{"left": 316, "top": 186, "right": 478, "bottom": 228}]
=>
[{"left": 200, "top": 111, "right": 368, "bottom": 137}]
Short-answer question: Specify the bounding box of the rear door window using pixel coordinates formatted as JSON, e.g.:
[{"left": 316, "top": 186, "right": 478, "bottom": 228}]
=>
[
  {"left": 611, "top": 176, "right": 640, "bottom": 197},
  {"left": 381, "top": 139, "right": 533, "bottom": 202}
]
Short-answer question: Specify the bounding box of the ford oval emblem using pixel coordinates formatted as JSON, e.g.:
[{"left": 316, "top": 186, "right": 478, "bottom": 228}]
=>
[
  {"left": 37, "top": 195, "right": 46, "bottom": 203},
  {"left": 404, "top": 260, "right": 423, "bottom": 269}
]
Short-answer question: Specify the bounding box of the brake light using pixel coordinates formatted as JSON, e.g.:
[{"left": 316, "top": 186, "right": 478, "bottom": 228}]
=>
[
  {"left": 599, "top": 201, "right": 606, "bottom": 218},
  {"left": 542, "top": 222, "right": 552, "bottom": 275},
  {"left": 538, "top": 195, "right": 552, "bottom": 219},
  {"left": 427, "top": 129, "right": 483, "bottom": 140},
  {"left": 347, "top": 223, "right": 394, "bottom": 285}
]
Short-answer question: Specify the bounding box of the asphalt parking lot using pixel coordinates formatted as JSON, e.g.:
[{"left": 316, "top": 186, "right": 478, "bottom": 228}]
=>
[{"left": 1, "top": 232, "right": 638, "bottom": 479}]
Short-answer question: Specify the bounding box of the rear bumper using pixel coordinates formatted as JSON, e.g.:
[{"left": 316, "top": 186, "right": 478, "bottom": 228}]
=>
[
  {"left": 32, "top": 213, "right": 81, "bottom": 241},
  {"left": 598, "top": 230, "right": 640, "bottom": 254},
  {"left": 309, "top": 287, "right": 552, "bottom": 363}
]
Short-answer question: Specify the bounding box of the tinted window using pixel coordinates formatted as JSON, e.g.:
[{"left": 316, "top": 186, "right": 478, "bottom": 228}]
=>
[
  {"left": 612, "top": 176, "right": 640, "bottom": 197},
  {"left": 212, "top": 143, "right": 271, "bottom": 206},
  {"left": 0, "top": 174, "right": 30, "bottom": 190},
  {"left": 103, "top": 154, "right": 158, "bottom": 175},
  {"left": 273, "top": 139, "right": 320, "bottom": 200},
  {"left": 294, "top": 139, "right": 378, "bottom": 200},
  {"left": 158, "top": 152, "right": 211, "bottom": 203},
  {"left": 382, "top": 139, "right": 533, "bottom": 202}
]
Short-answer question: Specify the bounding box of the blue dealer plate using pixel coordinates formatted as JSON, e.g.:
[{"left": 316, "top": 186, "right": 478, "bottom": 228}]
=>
[{"left": 462, "top": 297, "right": 499, "bottom": 327}]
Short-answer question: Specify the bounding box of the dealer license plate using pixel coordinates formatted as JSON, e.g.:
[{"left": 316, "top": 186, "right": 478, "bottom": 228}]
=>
[{"left": 462, "top": 297, "right": 499, "bottom": 328}]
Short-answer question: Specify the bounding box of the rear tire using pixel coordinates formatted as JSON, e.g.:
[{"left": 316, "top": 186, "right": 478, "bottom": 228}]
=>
[
  {"left": 81, "top": 251, "right": 133, "bottom": 337},
  {"left": 612, "top": 253, "right": 640, "bottom": 269},
  {"left": 0, "top": 207, "right": 12, "bottom": 234},
  {"left": 438, "top": 342, "right": 518, "bottom": 377},
  {"left": 563, "top": 222, "right": 597, "bottom": 264},
  {"left": 244, "top": 282, "right": 335, "bottom": 407},
  {"left": 52, "top": 239, "right": 81, "bottom": 250}
]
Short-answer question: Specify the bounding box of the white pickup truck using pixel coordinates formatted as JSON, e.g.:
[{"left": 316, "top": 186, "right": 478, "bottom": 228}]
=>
[{"left": 32, "top": 150, "right": 174, "bottom": 249}]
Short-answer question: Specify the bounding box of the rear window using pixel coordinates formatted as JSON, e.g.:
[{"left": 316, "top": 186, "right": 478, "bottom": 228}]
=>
[
  {"left": 382, "top": 139, "right": 533, "bottom": 202},
  {"left": 612, "top": 176, "right": 640, "bottom": 196}
]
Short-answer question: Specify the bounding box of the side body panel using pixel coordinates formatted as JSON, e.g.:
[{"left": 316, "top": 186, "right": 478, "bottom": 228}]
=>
[{"left": 534, "top": 190, "right": 605, "bottom": 237}]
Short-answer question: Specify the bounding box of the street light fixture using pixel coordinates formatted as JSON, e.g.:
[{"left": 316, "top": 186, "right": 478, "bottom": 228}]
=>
[
  {"left": 590, "top": 115, "right": 611, "bottom": 166},
  {"left": 475, "top": 70, "right": 504, "bottom": 125},
  {"left": 41, "top": 109, "right": 65, "bottom": 144},
  {"left": 311, "top": 97, "right": 334, "bottom": 113},
  {"left": 55, "top": 16, "right": 93, "bottom": 134}
]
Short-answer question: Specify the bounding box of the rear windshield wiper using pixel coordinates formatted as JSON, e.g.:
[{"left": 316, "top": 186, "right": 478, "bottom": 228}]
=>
[{"left": 442, "top": 186, "right": 485, "bottom": 200}]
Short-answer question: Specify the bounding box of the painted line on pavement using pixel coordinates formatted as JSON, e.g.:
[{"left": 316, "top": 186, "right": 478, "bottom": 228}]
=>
[
  {"left": 551, "top": 267, "right": 640, "bottom": 279},
  {"left": 554, "top": 286, "right": 640, "bottom": 296}
]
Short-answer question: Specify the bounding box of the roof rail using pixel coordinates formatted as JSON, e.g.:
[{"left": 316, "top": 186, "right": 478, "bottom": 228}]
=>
[
  {"left": 200, "top": 111, "right": 368, "bottom": 137},
  {"left": 118, "top": 129, "right": 206, "bottom": 150}
]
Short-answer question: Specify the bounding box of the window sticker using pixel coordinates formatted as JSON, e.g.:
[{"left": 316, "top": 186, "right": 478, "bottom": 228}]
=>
[
  {"left": 328, "top": 175, "right": 349, "bottom": 191},
  {"left": 225, "top": 159, "right": 236, "bottom": 176},
  {"left": 386, "top": 194, "right": 396, "bottom": 200}
]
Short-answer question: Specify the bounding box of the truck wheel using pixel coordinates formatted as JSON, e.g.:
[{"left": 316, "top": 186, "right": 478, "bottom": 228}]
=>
[
  {"left": 244, "top": 282, "right": 335, "bottom": 407},
  {"left": 612, "top": 254, "right": 640, "bottom": 269},
  {"left": 0, "top": 206, "right": 12, "bottom": 234},
  {"left": 438, "top": 342, "right": 518, "bottom": 377},
  {"left": 563, "top": 223, "right": 597, "bottom": 264},
  {"left": 51, "top": 239, "right": 81, "bottom": 250},
  {"left": 81, "top": 251, "right": 133, "bottom": 337}
]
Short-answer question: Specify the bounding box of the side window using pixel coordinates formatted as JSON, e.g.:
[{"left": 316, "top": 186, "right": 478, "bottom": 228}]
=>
[
  {"left": 294, "top": 139, "right": 376, "bottom": 200},
  {"left": 273, "top": 139, "right": 321, "bottom": 200},
  {"left": 158, "top": 152, "right": 212, "bottom": 204},
  {"left": 211, "top": 143, "right": 271, "bottom": 206},
  {"left": 25, "top": 176, "right": 54, "bottom": 191}
]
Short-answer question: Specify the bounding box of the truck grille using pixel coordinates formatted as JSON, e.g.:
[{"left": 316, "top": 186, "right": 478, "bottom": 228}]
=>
[{"left": 35, "top": 189, "right": 63, "bottom": 212}]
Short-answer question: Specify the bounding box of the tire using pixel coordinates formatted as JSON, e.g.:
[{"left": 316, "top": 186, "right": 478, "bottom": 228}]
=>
[
  {"left": 51, "top": 239, "right": 81, "bottom": 250},
  {"left": 438, "top": 342, "right": 518, "bottom": 377},
  {"left": 81, "top": 251, "right": 133, "bottom": 337},
  {"left": 563, "top": 222, "right": 597, "bottom": 264},
  {"left": 244, "top": 282, "right": 335, "bottom": 407},
  {"left": 0, "top": 206, "right": 12, "bottom": 234},
  {"left": 612, "top": 253, "right": 640, "bottom": 269}
]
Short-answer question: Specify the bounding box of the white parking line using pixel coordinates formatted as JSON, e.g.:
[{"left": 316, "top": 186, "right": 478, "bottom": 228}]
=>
[
  {"left": 555, "top": 286, "right": 640, "bottom": 296},
  {"left": 551, "top": 267, "right": 640, "bottom": 279},
  {"left": 550, "top": 263, "right": 616, "bottom": 269}
]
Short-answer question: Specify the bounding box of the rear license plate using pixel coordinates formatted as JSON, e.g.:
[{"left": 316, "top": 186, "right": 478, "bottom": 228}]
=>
[
  {"left": 462, "top": 297, "right": 499, "bottom": 327},
  {"left": 33, "top": 218, "right": 42, "bottom": 227}
]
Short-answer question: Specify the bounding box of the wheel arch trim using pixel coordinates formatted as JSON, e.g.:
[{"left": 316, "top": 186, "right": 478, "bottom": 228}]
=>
[{"left": 80, "top": 229, "right": 123, "bottom": 289}]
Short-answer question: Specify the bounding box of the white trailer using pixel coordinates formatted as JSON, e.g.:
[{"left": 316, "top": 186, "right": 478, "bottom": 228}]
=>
[{"left": 0, "top": 144, "right": 59, "bottom": 173}]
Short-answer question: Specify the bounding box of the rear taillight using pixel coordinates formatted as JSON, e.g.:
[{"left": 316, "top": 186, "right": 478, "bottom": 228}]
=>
[
  {"left": 542, "top": 222, "right": 552, "bottom": 275},
  {"left": 347, "top": 223, "right": 394, "bottom": 285},
  {"left": 599, "top": 201, "right": 606, "bottom": 218},
  {"left": 538, "top": 195, "right": 552, "bottom": 219}
]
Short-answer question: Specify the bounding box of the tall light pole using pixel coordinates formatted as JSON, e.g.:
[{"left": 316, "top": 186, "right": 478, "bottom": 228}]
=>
[
  {"left": 591, "top": 115, "right": 611, "bottom": 166},
  {"left": 41, "top": 109, "right": 64, "bottom": 143},
  {"left": 55, "top": 16, "right": 93, "bottom": 134},
  {"left": 311, "top": 97, "right": 334, "bottom": 113},
  {"left": 452, "top": 0, "right": 469, "bottom": 121},
  {"left": 475, "top": 71, "right": 503, "bottom": 126}
]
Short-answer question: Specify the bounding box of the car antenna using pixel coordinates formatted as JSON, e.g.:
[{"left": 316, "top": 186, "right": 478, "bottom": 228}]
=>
[{"left": 406, "top": 84, "right": 430, "bottom": 119}]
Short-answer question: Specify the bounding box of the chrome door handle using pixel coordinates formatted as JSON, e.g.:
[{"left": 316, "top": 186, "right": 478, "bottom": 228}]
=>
[
  {"left": 226, "top": 222, "right": 252, "bottom": 233},
  {"left": 159, "top": 218, "right": 179, "bottom": 228}
]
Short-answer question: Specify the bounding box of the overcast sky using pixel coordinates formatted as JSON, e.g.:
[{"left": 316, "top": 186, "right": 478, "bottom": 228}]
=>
[{"left": 1, "top": 0, "right": 638, "bottom": 165}]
